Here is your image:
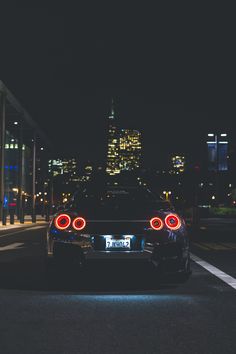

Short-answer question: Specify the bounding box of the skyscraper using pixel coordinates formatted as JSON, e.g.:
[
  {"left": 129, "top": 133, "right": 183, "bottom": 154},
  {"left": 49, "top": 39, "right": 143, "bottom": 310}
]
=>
[
  {"left": 207, "top": 133, "right": 228, "bottom": 171},
  {"left": 106, "top": 99, "right": 121, "bottom": 175},
  {"left": 119, "top": 129, "right": 142, "bottom": 171},
  {"left": 106, "top": 99, "right": 142, "bottom": 175}
]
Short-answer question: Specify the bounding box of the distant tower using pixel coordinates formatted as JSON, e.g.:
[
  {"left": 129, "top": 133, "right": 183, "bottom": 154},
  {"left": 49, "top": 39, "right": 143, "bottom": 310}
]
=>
[
  {"left": 109, "top": 98, "right": 115, "bottom": 119},
  {"left": 106, "top": 99, "right": 120, "bottom": 175},
  {"left": 207, "top": 133, "right": 228, "bottom": 171}
]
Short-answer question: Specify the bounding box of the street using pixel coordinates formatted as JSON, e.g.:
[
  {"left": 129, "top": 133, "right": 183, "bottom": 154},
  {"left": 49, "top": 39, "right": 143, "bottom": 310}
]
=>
[{"left": 0, "top": 223, "right": 236, "bottom": 354}]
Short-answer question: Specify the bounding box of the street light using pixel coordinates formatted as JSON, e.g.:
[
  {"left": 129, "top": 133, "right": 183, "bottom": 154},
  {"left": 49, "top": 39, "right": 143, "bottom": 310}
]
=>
[{"left": 163, "top": 191, "right": 171, "bottom": 200}]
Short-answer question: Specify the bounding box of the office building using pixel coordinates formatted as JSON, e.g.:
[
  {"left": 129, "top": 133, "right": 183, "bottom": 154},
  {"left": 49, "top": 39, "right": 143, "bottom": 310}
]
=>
[
  {"left": 207, "top": 133, "right": 228, "bottom": 171},
  {"left": 119, "top": 129, "right": 142, "bottom": 171},
  {"left": 106, "top": 99, "right": 142, "bottom": 175}
]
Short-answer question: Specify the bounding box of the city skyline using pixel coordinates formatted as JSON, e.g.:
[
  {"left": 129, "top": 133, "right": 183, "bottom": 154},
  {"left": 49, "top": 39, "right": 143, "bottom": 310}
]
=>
[{"left": 1, "top": 4, "right": 234, "bottom": 169}]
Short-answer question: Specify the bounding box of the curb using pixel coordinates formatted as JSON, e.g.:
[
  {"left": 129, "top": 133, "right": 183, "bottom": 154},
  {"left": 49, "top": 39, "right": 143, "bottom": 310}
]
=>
[{"left": 0, "top": 221, "right": 48, "bottom": 232}]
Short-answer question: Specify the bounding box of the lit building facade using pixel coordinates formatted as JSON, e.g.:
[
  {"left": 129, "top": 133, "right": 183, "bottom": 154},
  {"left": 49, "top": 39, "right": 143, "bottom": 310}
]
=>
[
  {"left": 48, "top": 157, "right": 79, "bottom": 204},
  {"left": 106, "top": 99, "right": 121, "bottom": 175},
  {"left": 0, "top": 80, "right": 51, "bottom": 220},
  {"left": 4, "top": 131, "right": 31, "bottom": 208},
  {"left": 48, "top": 158, "right": 78, "bottom": 182},
  {"left": 62, "top": 158, "right": 78, "bottom": 182},
  {"left": 106, "top": 100, "right": 142, "bottom": 175},
  {"left": 207, "top": 133, "right": 228, "bottom": 171},
  {"left": 170, "top": 155, "right": 185, "bottom": 174},
  {"left": 48, "top": 159, "right": 63, "bottom": 177},
  {"left": 77, "top": 162, "right": 94, "bottom": 183},
  {"left": 119, "top": 129, "right": 142, "bottom": 171}
]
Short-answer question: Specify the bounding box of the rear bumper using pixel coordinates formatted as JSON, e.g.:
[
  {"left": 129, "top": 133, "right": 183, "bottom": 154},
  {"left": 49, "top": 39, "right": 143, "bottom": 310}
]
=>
[
  {"left": 47, "top": 234, "right": 189, "bottom": 272},
  {"left": 85, "top": 250, "right": 151, "bottom": 260}
]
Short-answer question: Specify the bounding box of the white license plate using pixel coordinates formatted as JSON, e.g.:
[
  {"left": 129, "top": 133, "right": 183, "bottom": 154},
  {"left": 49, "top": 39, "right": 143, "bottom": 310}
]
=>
[{"left": 106, "top": 239, "right": 131, "bottom": 249}]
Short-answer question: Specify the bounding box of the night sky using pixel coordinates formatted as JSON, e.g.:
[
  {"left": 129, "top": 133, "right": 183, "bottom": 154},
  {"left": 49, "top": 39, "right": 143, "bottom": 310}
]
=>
[{"left": 0, "top": 3, "right": 234, "bottom": 167}]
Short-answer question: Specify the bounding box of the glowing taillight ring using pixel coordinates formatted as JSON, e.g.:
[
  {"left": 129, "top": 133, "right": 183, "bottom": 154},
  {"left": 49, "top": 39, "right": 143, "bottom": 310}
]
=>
[
  {"left": 72, "top": 217, "right": 86, "bottom": 231},
  {"left": 150, "top": 217, "right": 164, "bottom": 230},
  {"left": 55, "top": 214, "right": 71, "bottom": 230},
  {"left": 165, "top": 214, "right": 181, "bottom": 230}
]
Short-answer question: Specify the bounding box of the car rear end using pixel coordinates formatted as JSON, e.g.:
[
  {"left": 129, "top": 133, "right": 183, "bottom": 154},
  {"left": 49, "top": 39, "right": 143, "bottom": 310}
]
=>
[{"left": 47, "top": 209, "right": 190, "bottom": 274}]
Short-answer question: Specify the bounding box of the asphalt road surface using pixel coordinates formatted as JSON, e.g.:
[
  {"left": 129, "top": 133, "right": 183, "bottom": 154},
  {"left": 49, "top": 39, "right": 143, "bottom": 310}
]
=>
[{"left": 0, "top": 222, "right": 236, "bottom": 354}]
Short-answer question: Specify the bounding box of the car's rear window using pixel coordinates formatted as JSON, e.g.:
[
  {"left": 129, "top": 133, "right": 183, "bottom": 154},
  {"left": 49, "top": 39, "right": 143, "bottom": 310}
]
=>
[{"left": 70, "top": 186, "right": 172, "bottom": 211}]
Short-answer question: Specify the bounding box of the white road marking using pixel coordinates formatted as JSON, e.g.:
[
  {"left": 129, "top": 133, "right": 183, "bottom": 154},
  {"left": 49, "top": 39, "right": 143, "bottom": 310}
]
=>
[
  {"left": 0, "top": 226, "right": 46, "bottom": 239},
  {"left": 191, "top": 252, "right": 236, "bottom": 291},
  {"left": 25, "top": 226, "right": 45, "bottom": 231},
  {"left": 0, "top": 242, "right": 24, "bottom": 251},
  {"left": 0, "top": 225, "right": 24, "bottom": 231}
]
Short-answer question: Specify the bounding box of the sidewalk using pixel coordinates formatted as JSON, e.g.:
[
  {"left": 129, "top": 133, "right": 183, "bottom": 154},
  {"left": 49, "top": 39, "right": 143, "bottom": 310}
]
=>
[{"left": 0, "top": 215, "right": 49, "bottom": 231}]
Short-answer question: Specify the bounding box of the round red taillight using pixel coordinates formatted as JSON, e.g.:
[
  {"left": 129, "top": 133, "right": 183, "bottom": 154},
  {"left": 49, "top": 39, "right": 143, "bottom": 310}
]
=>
[
  {"left": 54, "top": 214, "right": 71, "bottom": 230},
  {"left": 165, "top": 214, "right": 181, "bottom": 230},
  {"left": 72, "top": 217, "right": 86, "bottom": 231},
  {"left": 150, "top": 217, "right": 164, "bottom": 230}
]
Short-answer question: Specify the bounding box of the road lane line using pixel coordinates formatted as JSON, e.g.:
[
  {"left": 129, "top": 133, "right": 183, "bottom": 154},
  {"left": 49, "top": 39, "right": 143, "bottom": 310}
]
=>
[
  {"left": 204, "top": 242, "right": 228, "bottom": 251},
  {"left": 25, "top": 226, "right": 45, "bottom": 231},
  {"left": 0, "top": 242, "right": 24, "bottom": 251},
  {"left": 0, "top": 226, "right": 46, "bottom": 239},
  {"left": 190, "top": 252, "right": 236, "bottom": 290},
  {"left": 220, "top": 242, "right": 236, "bottom": 250},
  {"left": 192, "top": 242, "right": 211, "bottom": 251}
]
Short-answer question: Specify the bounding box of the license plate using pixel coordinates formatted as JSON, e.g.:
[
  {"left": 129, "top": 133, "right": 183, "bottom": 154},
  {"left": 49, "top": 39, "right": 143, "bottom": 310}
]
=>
[{"left": 106, "top": 239, "right": 131, "bottom": 249}]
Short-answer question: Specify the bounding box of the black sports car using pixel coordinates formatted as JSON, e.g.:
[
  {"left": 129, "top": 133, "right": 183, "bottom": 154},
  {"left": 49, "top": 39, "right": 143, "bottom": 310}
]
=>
[{"left": 47, "top": 185, "right": 190, "bottom": 277}]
